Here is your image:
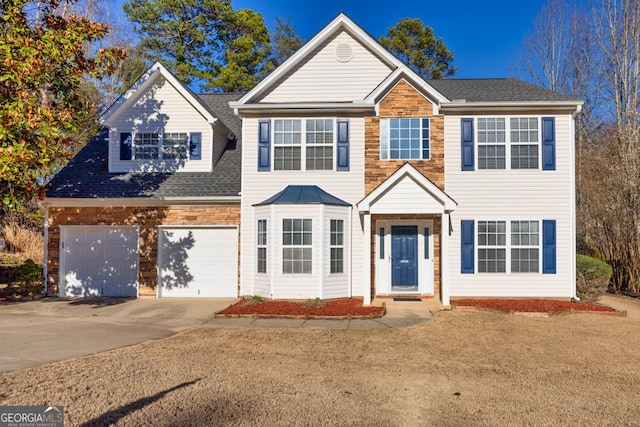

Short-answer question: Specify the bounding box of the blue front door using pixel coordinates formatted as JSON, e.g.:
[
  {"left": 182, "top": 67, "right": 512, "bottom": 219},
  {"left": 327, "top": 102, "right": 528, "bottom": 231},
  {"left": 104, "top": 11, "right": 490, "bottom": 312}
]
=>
[{"left": 391, "top": 226, "right": 418, "bottom": 289}]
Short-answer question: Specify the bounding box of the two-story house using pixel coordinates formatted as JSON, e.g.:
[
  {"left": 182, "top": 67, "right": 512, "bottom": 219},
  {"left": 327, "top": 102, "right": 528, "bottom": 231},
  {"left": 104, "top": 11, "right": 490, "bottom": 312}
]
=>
[{"left": 44, "top": 14, "right": 582, "bottom": 305}]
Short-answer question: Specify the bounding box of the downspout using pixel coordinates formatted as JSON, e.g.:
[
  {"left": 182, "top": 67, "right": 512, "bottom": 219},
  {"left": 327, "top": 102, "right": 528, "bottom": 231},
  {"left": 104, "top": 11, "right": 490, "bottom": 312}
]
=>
[
  {"left": 43, "top": 208, "right": 49, "bottom": 296},
  {"left": 570, "top": 106, "right": 582, "bottom": 301},
  {"left": 348, "top": 206, "right": 353, "bottom": 298}
]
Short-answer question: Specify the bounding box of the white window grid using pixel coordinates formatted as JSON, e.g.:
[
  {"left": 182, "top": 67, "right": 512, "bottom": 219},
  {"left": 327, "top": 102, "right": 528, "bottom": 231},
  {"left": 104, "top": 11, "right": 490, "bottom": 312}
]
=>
[
  {"left": 273, "top": 119, "right": 336, "bottom": 171},
  {"left": 477, "top": 220, "right": 542, "bottom": 274},
  {"left": 476, "top": 117, "right": 541, "bottom": 170},
  {"left": 133, "top": 133, "right": 160, "bottom": 160},
  {"left": 306, "top": 119, "right": 334, "bottom": 170},
  {"left": 510, "top": 220, "right": 540, "bottom": 273},
  {"left": 510, "top": 118, "right": 539, "bottom": 169},
  {"left": 133, "top": 132, "right": 189, "bottom": 160},
  {"left": 282, "top": 218, "right": 312, "bottom": 274},
  {"left": 477, "top": 220, "right": 506, "bottom": 273},
  {"left": 257, "top": 219, "right": 267, "bottom": 274},
  {"left": 161, "top": 133, "right": 188, "bottom": 160},
  {"left": 330, "top": 219, "right": 344, "bottom": 274},
  {"left": 477, "top": 118, "right": 506, "bottom": 169},
  {"left": 380, "top": 118, "right": 430, "bottom": 160}
]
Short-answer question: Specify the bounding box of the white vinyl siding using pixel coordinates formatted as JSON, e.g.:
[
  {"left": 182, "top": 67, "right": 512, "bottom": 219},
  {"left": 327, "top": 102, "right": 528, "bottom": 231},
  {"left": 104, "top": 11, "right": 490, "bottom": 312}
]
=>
[
  {"left": 445, "top": 113, "right": 574, "bottom": 298},
  {"left": 241, "top": 117, "right": 364, "bottom": 299},
  {"left": 366, "top": 174, "right": 446, "bottom": 214},
  {"left": 258, "top": 30, "right": 393, "bottom": 103},
  {"left": 212, "top": 125, "right": 230, "bottom": 166},
  {"left": 108, "top": 75, "right": 214, "bottom": 173}
]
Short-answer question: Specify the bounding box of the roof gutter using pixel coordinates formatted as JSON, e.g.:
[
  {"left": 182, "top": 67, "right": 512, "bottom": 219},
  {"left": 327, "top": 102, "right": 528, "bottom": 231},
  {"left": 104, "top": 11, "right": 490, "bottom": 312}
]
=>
[
  {"left": 440, "top": 100, "right": 584, "bottom": 113},
  {"left": 44, "top": 196, "right": 241, "bottom": 207}
]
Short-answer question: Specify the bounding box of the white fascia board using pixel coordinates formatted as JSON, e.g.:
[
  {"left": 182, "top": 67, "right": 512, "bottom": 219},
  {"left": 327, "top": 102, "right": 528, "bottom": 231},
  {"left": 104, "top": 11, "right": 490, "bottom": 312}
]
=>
[
  {"left": 101, "top": 62, "right": 217, "bottom": 126},
  {"left": 44, "top": 197, "right": 240, "bottom": 207},
  {"left": 232, "top": 13, "right": 403, "bottom": 107},
  {"left": 440, "top": 100, "right": 584, "bottom": 112},
  {"left": 357, "top": 163, "right": 457, "bottom": 212},
  {"left": 365, "top": 67, "right": 449, "bottom": 106}
]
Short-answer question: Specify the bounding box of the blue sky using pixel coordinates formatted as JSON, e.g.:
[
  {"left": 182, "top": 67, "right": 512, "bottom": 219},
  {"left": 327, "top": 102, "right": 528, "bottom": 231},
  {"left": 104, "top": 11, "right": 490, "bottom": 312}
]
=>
[{"left": 232, "top": 0, "right": 548, "bottom": 78}]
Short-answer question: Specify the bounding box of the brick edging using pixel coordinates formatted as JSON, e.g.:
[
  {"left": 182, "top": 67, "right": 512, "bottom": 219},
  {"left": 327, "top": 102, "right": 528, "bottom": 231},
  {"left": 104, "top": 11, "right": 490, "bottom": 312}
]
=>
[
  {"left": 451, "top": 305, "right": 626, "bottom": 317},
  {"left": 214, "top": 303, "right": 387, "bottom": 320}
]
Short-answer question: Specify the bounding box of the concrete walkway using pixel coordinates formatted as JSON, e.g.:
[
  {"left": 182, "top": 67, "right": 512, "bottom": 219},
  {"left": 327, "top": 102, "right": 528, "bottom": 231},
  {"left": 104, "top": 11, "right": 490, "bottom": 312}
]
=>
[{"left": 207, "top": 298, "right": 440, "bottom": 329}]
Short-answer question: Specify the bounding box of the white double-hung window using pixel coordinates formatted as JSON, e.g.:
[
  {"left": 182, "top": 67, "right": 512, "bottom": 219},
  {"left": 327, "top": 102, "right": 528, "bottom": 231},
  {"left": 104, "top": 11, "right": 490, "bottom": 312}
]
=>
[
  {"left": 282, "top": 219, "right": 312, "bottom": 274},
  {"left": 510, "top": 118, "right": 539, "bottom": 169},
  {"left": 477, "top": 220, "right": 541, "bottom": 273},
  {"left": 273, "top": 119, "right": 334, "bottom": 171},
  {"left": 510, "top": 220, "right": 540, "bottom": 273},
  {"left": 477, "top": 117, "right": 540, "bottom": 170}
]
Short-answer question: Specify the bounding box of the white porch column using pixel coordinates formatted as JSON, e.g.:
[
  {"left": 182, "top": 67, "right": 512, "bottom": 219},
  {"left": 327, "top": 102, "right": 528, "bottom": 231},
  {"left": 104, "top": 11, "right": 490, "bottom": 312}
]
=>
[
  {"left": 441, "top": 213, "right": 450, "bottom": 306},
  {"left": 363, "top": 213, "right": 372, "bottom": 305}
]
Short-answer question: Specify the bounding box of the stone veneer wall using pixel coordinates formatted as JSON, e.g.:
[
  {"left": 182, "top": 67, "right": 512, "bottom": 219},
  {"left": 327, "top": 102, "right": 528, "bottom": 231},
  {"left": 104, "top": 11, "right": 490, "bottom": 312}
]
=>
[
  {"left": 365, "top": 80, "right": 445, "bottom": 193},
  {"left": 370, "top": 214, "right": 442, "bottom": 299},
  {"left": 47, "top": 204, "right": 240, "bottom": 296}
]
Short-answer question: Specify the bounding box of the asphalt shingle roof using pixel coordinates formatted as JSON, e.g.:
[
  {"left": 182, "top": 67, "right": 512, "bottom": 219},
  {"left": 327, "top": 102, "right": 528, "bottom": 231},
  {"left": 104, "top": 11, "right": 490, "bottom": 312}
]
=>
[
  {"left": 46, "top": 79, "right": 580, "bottom": 200},
  {"left": 45, "top": 93, "right": 243, "bottom": 199},
  {"left": 427, "top": 78, "right": 581, "bottom": 103}
]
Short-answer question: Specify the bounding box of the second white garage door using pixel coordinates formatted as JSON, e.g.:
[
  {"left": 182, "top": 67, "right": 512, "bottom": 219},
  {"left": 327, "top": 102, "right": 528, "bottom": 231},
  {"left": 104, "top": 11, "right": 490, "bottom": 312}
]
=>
[{"left": 158, "top": 227, "right": 238, "bottom": 297}]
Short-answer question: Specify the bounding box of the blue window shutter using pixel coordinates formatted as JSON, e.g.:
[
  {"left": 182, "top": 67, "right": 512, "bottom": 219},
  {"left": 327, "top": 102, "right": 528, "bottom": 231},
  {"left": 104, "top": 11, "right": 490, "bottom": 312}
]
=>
[
  {"left": 461, "top": 118, "right": 474, "bottom": 171},
  {"left": 543, "top": 220, "right": 557, "bottom": 274},
  {"left": 119, "top": 132, "right": 132, "bottom": 160},
  {"left": 461, "top": 220, "right": 475, "bottom": 274},
  {"left": 542, "top": 117, "right": 556, "bottom": 170},
  {"left": 337, "top": 119, "right": 349, "bottom": 171},
  {"left": 189, "top": 132, "right": 202, "bottom": 160},
  {"left": 258, "top": 120, "right": 271, "bottom": 171}
]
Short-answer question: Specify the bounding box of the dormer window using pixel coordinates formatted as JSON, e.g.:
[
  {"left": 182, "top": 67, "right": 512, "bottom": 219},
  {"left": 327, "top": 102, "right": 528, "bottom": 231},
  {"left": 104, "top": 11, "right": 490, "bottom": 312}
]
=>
[
  {"left": 133, "top": 133, "right": 160, "bottom": 160},
  {"left": 119, "top": 131, "right": 201, "bottom": 162},
  {"left": 161, "top": 133, "right": 188, "bottom": 159}
]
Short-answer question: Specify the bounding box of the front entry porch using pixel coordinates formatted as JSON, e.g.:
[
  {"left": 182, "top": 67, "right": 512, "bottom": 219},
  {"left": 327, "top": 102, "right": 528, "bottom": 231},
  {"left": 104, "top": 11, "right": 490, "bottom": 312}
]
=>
[
  {"left": 357, "top": 164, "right": 457, "bottom": 305},
  {"left": 374, "top": 218, "right": 437, "bottom": 297}
]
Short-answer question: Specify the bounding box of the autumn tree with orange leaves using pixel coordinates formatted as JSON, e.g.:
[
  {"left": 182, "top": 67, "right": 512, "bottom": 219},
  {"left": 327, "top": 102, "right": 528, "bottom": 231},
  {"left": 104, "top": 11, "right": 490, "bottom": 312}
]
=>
[{"left": 0, "top": 0, "right": 125, "bottom": 212}]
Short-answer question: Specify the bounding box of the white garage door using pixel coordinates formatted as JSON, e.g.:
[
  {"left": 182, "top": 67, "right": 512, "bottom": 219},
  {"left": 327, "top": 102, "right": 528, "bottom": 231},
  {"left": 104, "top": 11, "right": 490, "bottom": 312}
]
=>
[
  {"left": 61, "top": 226, "right": 139, "bottom": 297},
  {"left": 158, "top": 227, "right": 238, "bottom": 297}
]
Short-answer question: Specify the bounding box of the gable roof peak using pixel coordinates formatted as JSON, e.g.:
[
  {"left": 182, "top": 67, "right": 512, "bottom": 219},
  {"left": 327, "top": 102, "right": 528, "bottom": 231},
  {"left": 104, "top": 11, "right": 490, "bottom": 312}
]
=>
[
  {"left": 232, "top": 13, "right": 407, "bottom": 108},
  {"left": 100, "top": 61, "right": 218, "bottom": 127}
]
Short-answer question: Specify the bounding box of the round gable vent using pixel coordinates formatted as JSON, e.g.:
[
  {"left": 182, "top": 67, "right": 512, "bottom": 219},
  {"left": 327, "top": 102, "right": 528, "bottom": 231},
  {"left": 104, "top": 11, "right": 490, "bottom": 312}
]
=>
[{"left": 335, "top": 43, "right": 354, "bottom": 63}]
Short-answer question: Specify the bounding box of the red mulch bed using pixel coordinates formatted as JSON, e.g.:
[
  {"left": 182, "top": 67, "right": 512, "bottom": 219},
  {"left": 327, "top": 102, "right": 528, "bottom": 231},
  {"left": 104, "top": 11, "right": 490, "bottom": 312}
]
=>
[
  {"left": 216, "top": 298, "right": 384, "bottom": 318},
  {"left": 451, "top": 298, "right": 619, "bottom": 314}
]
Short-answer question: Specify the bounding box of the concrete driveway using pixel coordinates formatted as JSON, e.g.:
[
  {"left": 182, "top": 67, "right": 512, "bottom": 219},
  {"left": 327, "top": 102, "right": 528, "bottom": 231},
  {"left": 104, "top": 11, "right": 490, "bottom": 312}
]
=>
[{"left": 0, "top": 297, "right": 237, "bottom": 373}]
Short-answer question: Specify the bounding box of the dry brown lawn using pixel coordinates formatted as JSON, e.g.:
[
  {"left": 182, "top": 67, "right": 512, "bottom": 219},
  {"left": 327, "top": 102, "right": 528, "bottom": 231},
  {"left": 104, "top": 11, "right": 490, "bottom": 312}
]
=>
[{"left": 2, "top": 294, "right": 640, "bottom": 426}]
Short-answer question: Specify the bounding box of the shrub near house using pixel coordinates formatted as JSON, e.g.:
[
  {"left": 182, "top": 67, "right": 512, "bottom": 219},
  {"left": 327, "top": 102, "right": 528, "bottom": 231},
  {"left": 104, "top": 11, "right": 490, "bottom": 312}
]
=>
[{"left": 576, "top": 255, "right": 612, "bottom": 303}]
